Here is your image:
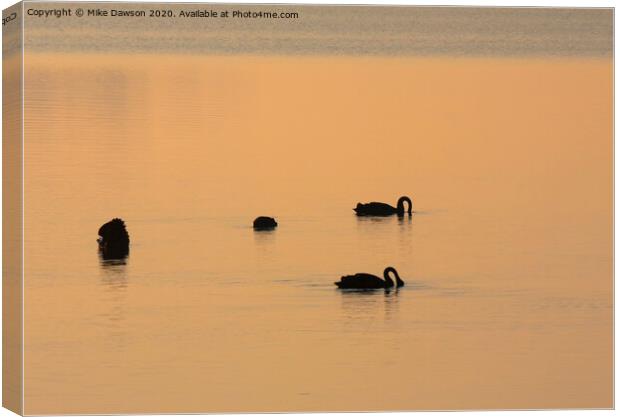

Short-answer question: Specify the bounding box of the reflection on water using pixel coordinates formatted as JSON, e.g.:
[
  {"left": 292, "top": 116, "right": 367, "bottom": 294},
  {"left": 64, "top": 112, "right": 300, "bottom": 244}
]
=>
[
  {"left": 98, "top": 253, "right": 128, "bottom": 267},
  {"left": 22, "top": 54, "right": 612, "bottom": 413},
  {"left": 99, "top": 257, "right": 128, "bottom": 287},
  {"left": 253, "top": 228, "right": 277, "bottom": 268},
  {"left": 397, "top": 214, "right": 413, "bottom": 225},
  {"left": 98, "top": 256, "right": 128, "bottom": 357},
  {"left": 253, "top": 228, "right": 277, "bottom": 243},
  {"left": 339, "top": 287, "right": 401, "bottom": 323},
  {"left": 355, "top": 213, "right": 413, "bottom": 227}
]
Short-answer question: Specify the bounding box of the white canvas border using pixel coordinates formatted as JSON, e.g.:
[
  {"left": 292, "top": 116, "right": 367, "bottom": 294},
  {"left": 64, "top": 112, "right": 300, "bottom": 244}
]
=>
[{"left": 0, "top": 0, "right": 615, "bottom": 416}]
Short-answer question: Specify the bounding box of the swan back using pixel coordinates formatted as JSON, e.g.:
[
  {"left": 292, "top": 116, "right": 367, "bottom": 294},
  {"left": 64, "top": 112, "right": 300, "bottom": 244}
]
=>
[
  {"left": 98, "top": 218, "right": 130, "bottom": 244},
  {"left": 253, "top": 216, "right": 277, "bottom": 229},
  {"left": 98, "top": 218, "right": 130, "bottom": 260}
]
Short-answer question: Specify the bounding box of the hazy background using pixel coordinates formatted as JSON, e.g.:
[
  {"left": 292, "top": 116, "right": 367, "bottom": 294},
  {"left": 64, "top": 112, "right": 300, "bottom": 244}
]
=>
[{"left": 23, "top": 5, "right": 612, "bottom": 56}]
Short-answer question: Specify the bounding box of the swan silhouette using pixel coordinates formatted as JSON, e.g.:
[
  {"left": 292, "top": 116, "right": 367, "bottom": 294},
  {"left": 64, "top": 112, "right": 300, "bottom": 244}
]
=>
[
  {"left": 354, "top": 196, "right": 413, "bottom": 216},
  {"left": 335, "top": 267, "right": 405, "bottom": 289},
  {"left": 97, "top": 218, "right": 130, "bottom": 260},
  {"left": 253, "top": 216, "right": 277, "bottom": 230}
]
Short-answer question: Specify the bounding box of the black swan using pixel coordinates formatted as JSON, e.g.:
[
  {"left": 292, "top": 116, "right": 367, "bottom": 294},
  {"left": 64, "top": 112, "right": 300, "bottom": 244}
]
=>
[
  {"left": 97, "top": 218, "right": 130, "bottom": 260},
  {"left": 335, "top": 267, "right": 405, "bottom": 289},
  {"left": 253, "top": 216, "right": 277, "bottom": 230},
  {"left": 354, "top": 196, "right": 413, "bottom": 216}
]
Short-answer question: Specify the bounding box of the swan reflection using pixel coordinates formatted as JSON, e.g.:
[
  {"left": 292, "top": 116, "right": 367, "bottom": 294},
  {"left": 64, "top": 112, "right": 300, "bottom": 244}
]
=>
[{"left": 339, "top": 288, "right": 401, "bottom": 325}]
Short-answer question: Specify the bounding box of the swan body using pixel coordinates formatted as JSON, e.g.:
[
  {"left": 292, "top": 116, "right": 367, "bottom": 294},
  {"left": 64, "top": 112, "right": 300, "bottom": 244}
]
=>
[
  {"left": 98, "top": 218, "right": 130, "bottom": 260},
  {"left": 354, "top": 196, "right": 413, "bottom": 216},
  {"left": 253, "top": 216, "right": 277, "bottom": 230},
  {"left": 335, "top": 267, "right": 405, "bottom": 289}
]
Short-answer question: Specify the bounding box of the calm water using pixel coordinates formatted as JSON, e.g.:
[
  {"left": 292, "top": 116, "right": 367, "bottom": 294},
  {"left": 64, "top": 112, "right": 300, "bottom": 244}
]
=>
[{"left": 22, "top": 54, "right": 612, "bottom": 413}]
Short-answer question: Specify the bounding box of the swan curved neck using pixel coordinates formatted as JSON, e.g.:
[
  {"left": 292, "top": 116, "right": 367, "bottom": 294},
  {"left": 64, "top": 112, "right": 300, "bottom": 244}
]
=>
[
  {"left": 385, "top": 267, "right": 404, "bottom": 287},
  {"left": 383, "top": 267, "right": 397, "bottom": 287},
  {"left": 397, "top": 196, "right": 412, "bottom": 214}
]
